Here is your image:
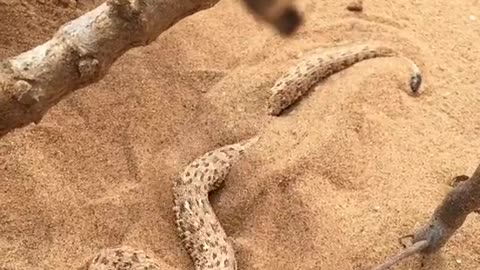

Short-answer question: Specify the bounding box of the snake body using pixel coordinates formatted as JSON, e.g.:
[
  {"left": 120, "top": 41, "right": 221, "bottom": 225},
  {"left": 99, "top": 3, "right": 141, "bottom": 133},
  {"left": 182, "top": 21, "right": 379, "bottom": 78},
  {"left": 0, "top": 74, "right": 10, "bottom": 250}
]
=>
[
  {"left": 172, "top": 137, "right": 258, "bottom": 270},
  {"left": 267, "top": 42, "right": 423, "bottom": 116},
  {"left": 86, "top": 137, "right": 258, "bottom": 270}
]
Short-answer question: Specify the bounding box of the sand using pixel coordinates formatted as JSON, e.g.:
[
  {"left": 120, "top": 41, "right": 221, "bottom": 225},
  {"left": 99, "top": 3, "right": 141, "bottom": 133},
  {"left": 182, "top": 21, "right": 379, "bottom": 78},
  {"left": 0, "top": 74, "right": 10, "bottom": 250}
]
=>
[{"left": 1, "top": 0, "right": 480, "bottom": 269}]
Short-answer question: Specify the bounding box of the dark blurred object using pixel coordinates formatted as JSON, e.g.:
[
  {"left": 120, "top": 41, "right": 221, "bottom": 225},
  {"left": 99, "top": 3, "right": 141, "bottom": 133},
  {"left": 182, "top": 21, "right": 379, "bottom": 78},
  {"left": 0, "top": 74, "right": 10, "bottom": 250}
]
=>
[
  {"left": 242, "top": 0, "right": 303, "bottom": 36},
  {"left": 346, "top": 0, "right": 363, "bottom": 12}
]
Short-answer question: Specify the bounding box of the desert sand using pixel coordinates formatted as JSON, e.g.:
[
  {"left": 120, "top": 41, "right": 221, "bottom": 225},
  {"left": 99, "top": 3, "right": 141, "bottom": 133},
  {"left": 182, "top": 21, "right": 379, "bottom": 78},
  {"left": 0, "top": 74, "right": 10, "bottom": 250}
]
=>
[{"left": 0, "top": 0, "right": 479, "bottom": 269}]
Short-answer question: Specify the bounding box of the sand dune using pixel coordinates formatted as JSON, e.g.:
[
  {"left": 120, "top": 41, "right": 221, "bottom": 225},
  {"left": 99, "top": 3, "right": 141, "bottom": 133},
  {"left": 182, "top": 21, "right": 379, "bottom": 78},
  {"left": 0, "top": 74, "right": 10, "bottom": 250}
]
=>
[{"left": 0, "top": 0, "right": 479, "bottom": 269}]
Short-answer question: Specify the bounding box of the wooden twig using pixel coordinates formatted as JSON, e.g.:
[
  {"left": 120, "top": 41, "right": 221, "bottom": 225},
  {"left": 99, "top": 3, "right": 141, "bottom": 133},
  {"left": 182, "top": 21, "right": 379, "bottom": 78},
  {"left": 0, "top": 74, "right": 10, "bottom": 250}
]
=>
[
  {"left": 372, "top": 240, "right": 428, "bottom": 270},
  {"left": 411, "top": 163, "right": 480, "bottom": 254},
  {"left": 372, "top": 162, "right": 480, "bottom": 269}
]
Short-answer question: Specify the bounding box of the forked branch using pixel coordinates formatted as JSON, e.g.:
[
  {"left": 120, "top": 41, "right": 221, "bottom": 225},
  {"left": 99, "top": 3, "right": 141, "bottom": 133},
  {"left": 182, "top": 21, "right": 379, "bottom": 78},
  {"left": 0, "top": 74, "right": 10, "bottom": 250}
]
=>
[
  {"left": 372, "top": 162, "right": 480, "bottom": 269},
  {"left": 372, "top": 240, "right": 428, "bottom": 270}
]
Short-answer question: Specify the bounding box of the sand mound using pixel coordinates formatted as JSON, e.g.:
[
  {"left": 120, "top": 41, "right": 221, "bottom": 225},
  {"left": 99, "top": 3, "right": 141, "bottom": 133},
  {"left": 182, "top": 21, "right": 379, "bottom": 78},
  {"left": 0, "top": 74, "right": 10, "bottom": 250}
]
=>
[{"left": 1, "top": 0, "right": 479, "bottom": 269}]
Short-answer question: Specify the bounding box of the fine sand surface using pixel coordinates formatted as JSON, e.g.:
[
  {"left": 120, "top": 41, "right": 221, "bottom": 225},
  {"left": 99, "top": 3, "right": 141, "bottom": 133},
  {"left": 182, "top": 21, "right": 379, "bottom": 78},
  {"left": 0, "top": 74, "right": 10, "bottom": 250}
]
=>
[{"left": 1, "top": 0, "right": 480, "bottom": 269}]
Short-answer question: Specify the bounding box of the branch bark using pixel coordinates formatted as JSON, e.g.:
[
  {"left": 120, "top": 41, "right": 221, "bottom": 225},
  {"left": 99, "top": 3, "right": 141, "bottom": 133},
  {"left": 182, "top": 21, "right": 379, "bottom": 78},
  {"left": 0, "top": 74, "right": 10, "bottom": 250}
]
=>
[
  {"left": 411, "top": 162, "right": 480, "bottom": 253},
  {"left": 0, "top": 0, "right": 302, "bottom": 138},
  {"left": 372, "top": 162, "right": 480, "bottom": 269},
  {"left": 0, "top": 0, "right": 221, "bottom": 137},
  {"left": 372, "top": 240, "right": 429, "bottom": 270}
]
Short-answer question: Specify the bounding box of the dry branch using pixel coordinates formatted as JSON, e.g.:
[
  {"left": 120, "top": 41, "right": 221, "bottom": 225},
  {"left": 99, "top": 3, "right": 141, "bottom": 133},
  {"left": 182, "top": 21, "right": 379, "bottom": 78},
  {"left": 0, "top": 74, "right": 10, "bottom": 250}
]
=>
[
  {"left": 411, "top": 163, "right": 480, "bottom": 253},
  {"left": 372, "top": 240, "right": 428, "bottom": 270},
  {"left": 372, "top": 162, "right": 480, "bottom": 269},
  {"left": 0, "top": 0, "right": 220, "bottom": 137},
  {"left": 0, "top": 0, "right": 302, "bottom": 138}
]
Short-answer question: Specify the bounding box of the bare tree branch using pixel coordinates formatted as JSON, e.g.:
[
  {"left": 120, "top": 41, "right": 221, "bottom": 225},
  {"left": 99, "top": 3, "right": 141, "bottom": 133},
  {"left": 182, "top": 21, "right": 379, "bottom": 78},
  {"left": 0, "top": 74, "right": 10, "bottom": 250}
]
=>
[
  {"left": 0, "top": 0, "right": 219, "bottom": 137},
  {"left": 372, "top": 240, "right": 429, "bottom": 270},
  {"left": 0, "top": 0, "right": 302, "bottom": 138},
  {"left": 411, "top": 163, "right": 480, "bottom": 253},
  {"left": 372, "top": 162, "right": 480, "bottom": 269}
]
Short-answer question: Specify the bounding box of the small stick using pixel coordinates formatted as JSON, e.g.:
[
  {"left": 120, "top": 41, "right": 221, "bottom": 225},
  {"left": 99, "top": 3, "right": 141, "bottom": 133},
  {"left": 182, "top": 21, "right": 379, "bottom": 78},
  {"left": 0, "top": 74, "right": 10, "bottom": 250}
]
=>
[
  {"left": 372, "top": 162, "right": 480, "bottom": 269},
  {"left": 372, "top": 240, "right": 428, "bottom": 270}
]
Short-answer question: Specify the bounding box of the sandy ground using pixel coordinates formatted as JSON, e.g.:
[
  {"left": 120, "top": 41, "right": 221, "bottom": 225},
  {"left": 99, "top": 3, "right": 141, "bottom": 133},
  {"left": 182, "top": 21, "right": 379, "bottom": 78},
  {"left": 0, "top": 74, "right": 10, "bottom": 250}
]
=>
[{"left": 1, "top": 0, "right": 480, "bottom": 269}]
